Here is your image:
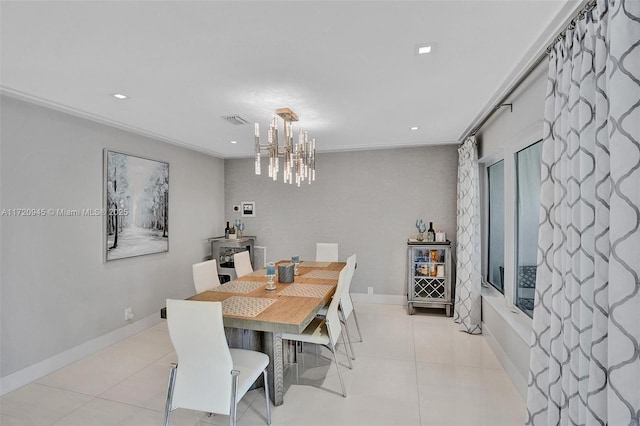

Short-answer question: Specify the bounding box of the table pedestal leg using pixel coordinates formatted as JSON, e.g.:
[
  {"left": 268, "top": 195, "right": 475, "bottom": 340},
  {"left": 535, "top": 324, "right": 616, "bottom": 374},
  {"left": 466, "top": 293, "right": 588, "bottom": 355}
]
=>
[{"left": 263, "top": 331, "right": 284, "bottom": 406}]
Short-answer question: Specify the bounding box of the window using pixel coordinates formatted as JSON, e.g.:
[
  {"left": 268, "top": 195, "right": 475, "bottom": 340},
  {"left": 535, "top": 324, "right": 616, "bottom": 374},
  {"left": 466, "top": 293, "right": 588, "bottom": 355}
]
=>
[
  {"left": 515, "top": 140, "right": 543, "bottom": 317},
  {"left": 487, "top": 161, "right": 505, "bottom": 293},
  {"left": 481, "top": 131, "right": 543, "bottom": 319}
]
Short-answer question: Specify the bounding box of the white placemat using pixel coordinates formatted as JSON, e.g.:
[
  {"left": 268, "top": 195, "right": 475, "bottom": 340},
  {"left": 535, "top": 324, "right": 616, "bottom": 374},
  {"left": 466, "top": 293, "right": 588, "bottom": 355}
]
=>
[
  {"left": 213, "top": 281, "right": 264, "bottom": 294},
  {"left": 243, "top": 268, "right": 273, "bottom": 277},
  {"left": 302, "top": 269, "right": 340, "bottom": 280},
  {"left": 278, "top": 284, "right": 332, "bottom": 298},
  {"left": 222, "top": 296, "right": 276, "bottom": 317},
  {"left": 300, "top": 261, "right": 332, "bottom": 268}
]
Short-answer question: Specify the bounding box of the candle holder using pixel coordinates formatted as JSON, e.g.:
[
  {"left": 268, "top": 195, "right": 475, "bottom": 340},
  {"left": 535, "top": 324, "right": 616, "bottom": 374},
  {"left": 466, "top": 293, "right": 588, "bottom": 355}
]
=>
[
  {"left": 291, "top": 255, "right": 300, "bottom": 275},
  {"left": 266, "top": 262, "right": 276, "bottom": 291},
  {"left": 266, "top": 274, "right": 276, "bottom": 291}
]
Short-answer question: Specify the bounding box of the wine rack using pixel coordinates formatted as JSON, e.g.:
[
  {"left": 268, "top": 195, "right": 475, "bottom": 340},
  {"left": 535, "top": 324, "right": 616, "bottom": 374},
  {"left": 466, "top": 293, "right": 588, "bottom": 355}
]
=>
[{"left": 407, "top": 241, "right": 452, "bottom": 316}]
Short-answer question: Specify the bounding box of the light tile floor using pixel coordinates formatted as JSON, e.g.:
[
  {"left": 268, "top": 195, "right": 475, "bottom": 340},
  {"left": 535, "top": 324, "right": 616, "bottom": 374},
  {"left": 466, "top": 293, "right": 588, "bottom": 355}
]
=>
[{"left": 0, "top": 304, "right": 526, "bottom": 426}]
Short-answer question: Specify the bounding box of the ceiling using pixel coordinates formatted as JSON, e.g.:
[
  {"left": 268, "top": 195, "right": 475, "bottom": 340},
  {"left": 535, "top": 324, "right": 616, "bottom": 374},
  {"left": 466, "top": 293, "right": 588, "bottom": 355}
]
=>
[{"left": 1, "top": 1, "right": 579, "bottom": 158}]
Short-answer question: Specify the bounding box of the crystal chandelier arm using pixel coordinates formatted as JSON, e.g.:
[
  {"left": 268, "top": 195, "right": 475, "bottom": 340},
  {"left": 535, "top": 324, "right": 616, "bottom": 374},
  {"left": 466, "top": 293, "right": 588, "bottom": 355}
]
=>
[
  {"left": 254, "top": 123, "right": 261, "bottom": 175},
  {"left": 270, "top": 116, "right": 279, "bottom": 180},
  {"left": 310, "top": 138, "right": 316, "bottom": 182}
]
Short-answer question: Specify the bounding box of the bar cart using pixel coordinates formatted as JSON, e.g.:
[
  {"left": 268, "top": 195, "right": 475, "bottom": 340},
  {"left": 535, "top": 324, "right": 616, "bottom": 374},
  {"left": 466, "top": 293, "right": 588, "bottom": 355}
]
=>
[
  {"left": 208, "top": 236, "right": 255, "bottom": 282},
  {"left": 407, "top": 240, "right": 452, "bottom": 316}
]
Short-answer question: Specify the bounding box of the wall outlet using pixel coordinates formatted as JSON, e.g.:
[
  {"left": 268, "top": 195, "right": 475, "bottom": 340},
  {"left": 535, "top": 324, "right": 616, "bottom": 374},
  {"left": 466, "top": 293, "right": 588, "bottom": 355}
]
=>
[
  {"left": 367, "top": 287, "right": 374, "bottom": 295},
  {"left": 124, "top": 307, "right": 134, "bottom": 321}
]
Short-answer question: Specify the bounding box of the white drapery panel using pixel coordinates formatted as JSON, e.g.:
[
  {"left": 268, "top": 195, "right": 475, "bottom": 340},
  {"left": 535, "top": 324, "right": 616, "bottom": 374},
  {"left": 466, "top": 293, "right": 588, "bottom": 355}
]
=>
[
  {"left": 453, "top": 136, "right": 482, "bottom": 334},
  {"left": 526, "top": 0, "right": 640, "bottom": 424}
]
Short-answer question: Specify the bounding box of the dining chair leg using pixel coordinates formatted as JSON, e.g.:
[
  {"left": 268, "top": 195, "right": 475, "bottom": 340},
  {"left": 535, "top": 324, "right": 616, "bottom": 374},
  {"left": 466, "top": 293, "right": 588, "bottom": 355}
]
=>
[
  {"left": 262, "top": 369, "right": 271, "bottom": 425},
  {"left": 230, "top": 370, "right": 240, "bottom": 426},
  {"left": 352, "top": 309, "right": 364, "bottom": 343},
  {"left": 330, "top": 345, "right": 347, "bottom": 398},
  {"left": 163, "top": 363, "right": 177, "bottom": 426},
  {"left": 339, "top": 310, "right": 356, "bottom": 360},
  {"left": 350, "top": 294, "right": 364, "bottom": 342},
  {"left": 339, "top": 332, "right": 353, "bottom": 370}
]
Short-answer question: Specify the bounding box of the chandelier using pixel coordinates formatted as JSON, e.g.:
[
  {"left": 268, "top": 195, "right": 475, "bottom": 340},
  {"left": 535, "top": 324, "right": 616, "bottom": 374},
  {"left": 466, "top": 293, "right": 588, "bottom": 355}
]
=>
[{"left": 254, "top": 108, "right": 316, "bottom": 186}]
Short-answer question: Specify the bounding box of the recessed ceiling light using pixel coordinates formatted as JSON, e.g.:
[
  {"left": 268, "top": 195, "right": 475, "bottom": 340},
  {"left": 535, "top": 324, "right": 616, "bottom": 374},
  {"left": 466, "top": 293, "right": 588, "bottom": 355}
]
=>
[
  {"left": 410, "top": 126, "right": 420, "bottom": 130},
  {"left": 230, "top": 140, "right": 238, "bottom": 144},
  {"left": 414, "top": 42, "right": 437, "bottom": 56},
  {"left": 111, "top": 93, "right": 129, "bottom": 100}
]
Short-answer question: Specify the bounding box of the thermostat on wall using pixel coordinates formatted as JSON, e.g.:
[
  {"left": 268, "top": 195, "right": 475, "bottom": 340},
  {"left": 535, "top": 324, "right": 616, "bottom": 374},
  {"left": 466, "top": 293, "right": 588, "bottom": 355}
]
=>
[{"left": 241, "top": 201, "right": 255, "bottom": 217}]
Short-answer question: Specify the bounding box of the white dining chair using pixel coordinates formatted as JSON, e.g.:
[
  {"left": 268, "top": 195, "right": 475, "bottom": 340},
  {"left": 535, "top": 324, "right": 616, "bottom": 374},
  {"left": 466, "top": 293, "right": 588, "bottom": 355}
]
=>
[
  {"left": 316, "top": 253, "right": 359, "bottom": 360},
  {"left": 192, "top": 259, "right": 221, "bottom": 294},
  {"left": 341, "top": 253, "right": 363, "bottom": 344},
  {"left": 233, "top": 250, "right": 253, "bottom": 278},
  {"left": 315, "top": 243, "right": 339, "bottom": 262},
  {"left": 163, "top": 299, "right": 271, "bottom": 426},
  {"left": 281, "top": 265, "right": 352, "bottom": 397}
]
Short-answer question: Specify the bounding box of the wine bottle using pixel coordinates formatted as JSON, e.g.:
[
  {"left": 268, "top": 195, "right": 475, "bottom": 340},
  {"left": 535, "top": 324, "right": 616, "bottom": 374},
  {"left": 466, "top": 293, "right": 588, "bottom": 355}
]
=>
[
  {"left": 427, "top": 222, "right": 435, "bottom": 242},
  {"left": 224, "top": 221, "right": 230, "bottom": 239}
]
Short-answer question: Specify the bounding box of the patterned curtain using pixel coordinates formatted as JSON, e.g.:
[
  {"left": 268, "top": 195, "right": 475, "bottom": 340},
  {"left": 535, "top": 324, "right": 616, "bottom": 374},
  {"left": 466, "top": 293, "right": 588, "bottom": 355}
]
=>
[
  {"left": 454, "top": 136, "right": 482, "bottom": 334},
  {"left": 527, "top": 0, "right": 640, "bottom": 424}
]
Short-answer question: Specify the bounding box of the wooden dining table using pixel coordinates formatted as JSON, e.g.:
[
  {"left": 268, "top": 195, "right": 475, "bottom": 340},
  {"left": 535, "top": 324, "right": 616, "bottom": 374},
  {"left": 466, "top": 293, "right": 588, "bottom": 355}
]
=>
[{"left": 161, "top": 260, "right": 346, "bottom": 406}]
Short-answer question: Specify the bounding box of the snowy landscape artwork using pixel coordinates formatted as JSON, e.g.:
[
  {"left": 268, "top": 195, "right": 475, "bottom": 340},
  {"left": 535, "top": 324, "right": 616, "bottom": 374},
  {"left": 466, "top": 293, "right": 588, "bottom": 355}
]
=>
[{"left": 105, "top": 150, "right": 169, "bottom": 261}]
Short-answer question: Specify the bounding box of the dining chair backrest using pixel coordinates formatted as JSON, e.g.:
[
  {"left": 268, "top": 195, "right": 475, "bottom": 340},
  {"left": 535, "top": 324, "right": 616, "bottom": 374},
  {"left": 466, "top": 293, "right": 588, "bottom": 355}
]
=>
[
  {"left": 166, "top": 299, "right": 234, "bottom": 415},
  {"left": 233, "top": 250, "right": 253, "bottom": 277},
  {"left": 192, "top": 259, "right": 221, "bottom": 294},
  {"left": 316, "top": 243, "right": 339, "bottom": 262},
  {"left": 325, "top": 266, "right": 348, "bottom": 346},
  {"left": 341, "top": 253, "right": 357, "bottom": 317}
]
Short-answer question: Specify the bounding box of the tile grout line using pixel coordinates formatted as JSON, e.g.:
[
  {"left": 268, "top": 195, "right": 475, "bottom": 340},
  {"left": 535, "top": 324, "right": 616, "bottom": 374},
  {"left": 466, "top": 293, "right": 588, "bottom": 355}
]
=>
[
  {"left": 9, "top": 382, "right": 100, "bottom": 426},
  {"left": 95, "top": 346, "right": 176, "bottom": 401},
  {"left": 33, "top": 346, "right": 177, "bottom": 421}
]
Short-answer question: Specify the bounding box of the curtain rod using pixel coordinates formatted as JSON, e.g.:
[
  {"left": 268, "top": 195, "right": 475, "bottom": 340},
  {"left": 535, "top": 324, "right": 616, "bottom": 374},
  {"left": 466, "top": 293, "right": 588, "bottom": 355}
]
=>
[{"left": 461, "top": 0, "right": 597, "bottom": 143}]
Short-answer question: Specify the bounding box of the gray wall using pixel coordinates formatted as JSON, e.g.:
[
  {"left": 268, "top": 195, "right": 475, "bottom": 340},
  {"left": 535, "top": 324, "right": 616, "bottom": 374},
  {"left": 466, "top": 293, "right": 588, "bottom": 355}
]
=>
[
  {"left": 0, "top": 96, "right": 225, "bottom": 377},
  {"left": 224, "top": 145, "right": 459, "bottom": 297}
]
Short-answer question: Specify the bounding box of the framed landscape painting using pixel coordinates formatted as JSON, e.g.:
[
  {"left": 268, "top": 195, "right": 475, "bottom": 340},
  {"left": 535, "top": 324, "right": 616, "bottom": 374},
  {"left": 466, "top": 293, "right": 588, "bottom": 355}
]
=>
[{"left": 104, "top": 150, "right": 169, "bottom": 261}]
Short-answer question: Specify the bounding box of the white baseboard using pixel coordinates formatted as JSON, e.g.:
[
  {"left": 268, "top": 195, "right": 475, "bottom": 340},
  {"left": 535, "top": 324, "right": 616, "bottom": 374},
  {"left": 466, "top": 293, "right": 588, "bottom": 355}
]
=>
[
  {"left": 0, "top": 313, "right": 162, "bottom": 396},
  {"left": 351, "top": 292, "right": 406, "bottom": 305}
]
